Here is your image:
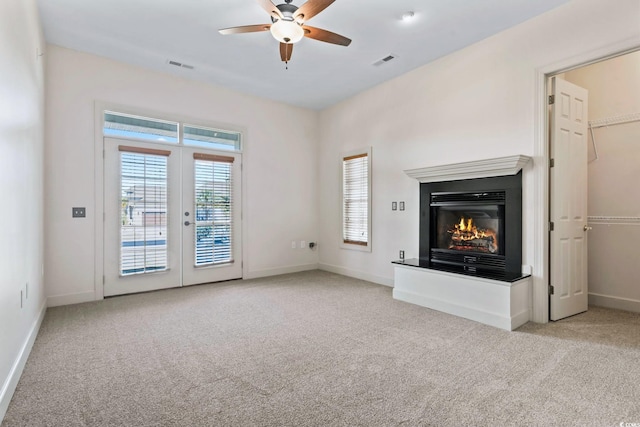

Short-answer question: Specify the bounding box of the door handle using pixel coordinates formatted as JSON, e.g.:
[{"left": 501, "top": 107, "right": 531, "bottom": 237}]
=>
[
  {"left": 583, "top": 225, "right": 593, "bottom": 231},
  {"left": 184, "top": 221, "right": 191, "bottom": 226}
]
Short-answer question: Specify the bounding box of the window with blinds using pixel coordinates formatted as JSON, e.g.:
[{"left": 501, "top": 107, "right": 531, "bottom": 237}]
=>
[
  {"left": 119, "top": 147, "right": 169, "bottom": 275},
  {"left": 193, "top": 154, "right": 234, "bottom": 266},
  {"left": 342, "top": 151, "right": 371, "bottom": 247}
]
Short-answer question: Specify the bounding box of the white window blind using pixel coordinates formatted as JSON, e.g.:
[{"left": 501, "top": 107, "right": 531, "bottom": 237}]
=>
[
  {"left": 343, "top": 152, "right": 369, "bottom": 246},
  {"left": 194, "top": 153, "right": 234, "bottom": 266},
  {"left": 119, "top": 146, "right": 170, "bottom": 275}
]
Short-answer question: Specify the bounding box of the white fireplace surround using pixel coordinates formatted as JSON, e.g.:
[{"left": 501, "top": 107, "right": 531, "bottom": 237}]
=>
[{"left": 394, "top": 154, "right": 533, "bottom": 331}]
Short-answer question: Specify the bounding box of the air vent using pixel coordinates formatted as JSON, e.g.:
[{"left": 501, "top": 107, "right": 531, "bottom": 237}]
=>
[
  {"left": 167, "top": 60, "right": 195, "bottom": 70},
  {"left": 373, "top": 54, "right": 397, "bottom": 66}
]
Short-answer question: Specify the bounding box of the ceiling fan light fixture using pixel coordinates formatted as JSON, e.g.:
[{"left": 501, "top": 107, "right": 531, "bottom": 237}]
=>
[{"left": 270, "top": 19, "right": 304, "bottom": 44}]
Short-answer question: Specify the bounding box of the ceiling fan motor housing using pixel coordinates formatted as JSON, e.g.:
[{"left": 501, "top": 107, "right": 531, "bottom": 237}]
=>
[{"left": 273, "top": 3, "right": 298, "bottom": 22}]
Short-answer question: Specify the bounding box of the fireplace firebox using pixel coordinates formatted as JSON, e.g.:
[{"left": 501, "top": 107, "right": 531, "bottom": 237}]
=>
[{"left": 420, "top": 172, "right": 522, "bottom": 279}]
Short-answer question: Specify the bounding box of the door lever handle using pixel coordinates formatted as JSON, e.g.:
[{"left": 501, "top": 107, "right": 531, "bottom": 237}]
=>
[{"left": 583, "top": 225, "right": 592, "bottom": 231}]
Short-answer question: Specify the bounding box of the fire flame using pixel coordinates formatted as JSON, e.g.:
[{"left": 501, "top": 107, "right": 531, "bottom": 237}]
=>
[{"left": 449, "top": 217, "right": 498, "bottom": 253}]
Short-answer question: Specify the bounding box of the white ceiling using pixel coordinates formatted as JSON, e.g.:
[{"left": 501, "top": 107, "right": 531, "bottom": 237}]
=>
[{"left": 36, "top": 0, "right": 569, "bottom": 110}]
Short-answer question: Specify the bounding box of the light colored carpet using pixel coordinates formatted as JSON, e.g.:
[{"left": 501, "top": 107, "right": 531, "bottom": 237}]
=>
[{"left": 3, "top": 270, "right": 640, "bottom": 426}]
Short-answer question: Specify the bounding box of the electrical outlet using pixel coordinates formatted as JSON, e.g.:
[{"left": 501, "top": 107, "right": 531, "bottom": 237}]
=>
[
  {"left": 300, "top": 240, "right": 306, "bottom": 249},
  {"left": 291, "top": 241, "right": 296, "bottom": 249},
  {"left": 72, "top": 207, "right": 86, "bottom": 218},
  {"left": 399, "top": 250, "right": 405, "bottom": 260}
]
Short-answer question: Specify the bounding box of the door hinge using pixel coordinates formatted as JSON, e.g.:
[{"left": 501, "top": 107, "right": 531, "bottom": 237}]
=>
[
  {"left": 102, "top": 275, "right": 105, "bottom": 284},
  {"left": 549, "top": 221, "right": 554, "bottom": 231},
  {"left": 549, "top": 285, "right": 555, "bottom": 295},
  {"left": 548, "top": 95, "right": 555, "bottom": 105},
  {"left": 549, "top": 158, "right": 555, "bottom": 168},
  {"left": 103, "top": 149, "right": 105, "bottom": 158}
]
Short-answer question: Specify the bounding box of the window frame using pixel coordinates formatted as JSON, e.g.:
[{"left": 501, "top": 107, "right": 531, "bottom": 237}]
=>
[{"left": 341, "top": 147, "right": 372, "bottom": 252}]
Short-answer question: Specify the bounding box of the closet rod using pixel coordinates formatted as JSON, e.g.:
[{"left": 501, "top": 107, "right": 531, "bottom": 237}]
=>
[{"left": 589, "top": 112, "right": 640, "bottom": 129}]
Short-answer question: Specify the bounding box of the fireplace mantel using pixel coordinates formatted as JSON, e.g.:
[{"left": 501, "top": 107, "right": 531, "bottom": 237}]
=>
[{"left": 404, "top": 155, "right": 532, "bottom": 183}]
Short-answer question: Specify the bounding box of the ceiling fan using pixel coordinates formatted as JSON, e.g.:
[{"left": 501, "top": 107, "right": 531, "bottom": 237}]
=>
[{"left": 219, "top": 0, "right": 351, "bottom": 67}]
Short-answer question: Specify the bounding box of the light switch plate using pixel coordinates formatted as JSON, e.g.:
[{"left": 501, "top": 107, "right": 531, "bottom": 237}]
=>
[{"left": 72, "top": 207, "right": 86, "bottom": 218}]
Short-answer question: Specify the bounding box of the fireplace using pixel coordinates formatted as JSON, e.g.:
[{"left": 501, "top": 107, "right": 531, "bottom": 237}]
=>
[
  {"left": 431, "top": 191, "right": 505, "bottom": 272},
  {"left": 393, "top": 156, "right": 532, "bottom": 330},
  {"left": 419, "top": 172, "right": 522, "bottom": 280}
]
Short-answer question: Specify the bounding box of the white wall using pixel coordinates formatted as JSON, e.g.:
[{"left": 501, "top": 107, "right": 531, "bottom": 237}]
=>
[
  {"left": 0, "top": 0, "right": 46, "bottom": 420},
  {"left": 564, "top": 51, "right": 640, "bottom": 312},
  {"left": 317, "top": 0, "right": 640, "bottom": 317},
  {"left": 45, "top": 45, "right": 319, "bottom": 305}
]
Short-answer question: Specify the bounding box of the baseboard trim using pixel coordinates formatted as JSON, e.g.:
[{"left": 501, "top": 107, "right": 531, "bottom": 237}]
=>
[
  {"left": 47, "top": 291, "right": 96, "bottom": 307},
  {"left": 244, "top": 263, "right": 319, "bottom": 280},
  {"left": 0, "top": 300, "right": 47, "bottom": 422},
  {"left": 318, "top": 263, "right": 394, "bottom": 287},
  {"left": 589, "top": 292, "right": 640, "bottom": 313}
]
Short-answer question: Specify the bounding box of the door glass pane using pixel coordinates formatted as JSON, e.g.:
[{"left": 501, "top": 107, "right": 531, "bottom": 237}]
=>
[
  {"left": 194, "top": 159, "right": 233, "bottom": 266},
  {"left": 120, "top": 152, "right": 168, "bottom": 275}
]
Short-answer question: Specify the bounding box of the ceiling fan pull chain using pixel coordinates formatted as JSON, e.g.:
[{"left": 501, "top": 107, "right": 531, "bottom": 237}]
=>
[{"left": 285, "top": 43, "right": 291, "bottom": 69}]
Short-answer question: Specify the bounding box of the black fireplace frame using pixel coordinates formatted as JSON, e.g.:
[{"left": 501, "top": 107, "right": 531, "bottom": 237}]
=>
[{"left": 419, "top": 172, "right": 523, "bottom": 278}]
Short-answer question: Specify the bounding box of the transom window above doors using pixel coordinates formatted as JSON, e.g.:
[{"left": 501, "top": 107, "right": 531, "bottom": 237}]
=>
[{"left": 103, "top": 111, "right": 242, "bottom": 152}]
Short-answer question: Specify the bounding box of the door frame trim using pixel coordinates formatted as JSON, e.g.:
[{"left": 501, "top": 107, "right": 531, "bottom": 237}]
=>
[
  {"left": 532, "top": 39, "right": 640, "bottom": 323},
  {"left": 93, "top": 101, "right": 247, "bottom": 301}
]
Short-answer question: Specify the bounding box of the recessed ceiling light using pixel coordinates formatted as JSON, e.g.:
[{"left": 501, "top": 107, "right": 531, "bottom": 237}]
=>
[{"left": 401, "top": 11, "right": 415, "bottom": 22}]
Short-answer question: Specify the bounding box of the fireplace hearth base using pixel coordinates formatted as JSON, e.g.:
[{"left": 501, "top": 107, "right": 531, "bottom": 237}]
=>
[{"left": 393, "top": 259, "right": 531, "bottom": 331}]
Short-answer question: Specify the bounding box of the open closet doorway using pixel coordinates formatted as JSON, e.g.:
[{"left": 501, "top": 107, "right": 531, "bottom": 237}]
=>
[{"left": 548, "top": 49, "right": 640, "bottom": 320}]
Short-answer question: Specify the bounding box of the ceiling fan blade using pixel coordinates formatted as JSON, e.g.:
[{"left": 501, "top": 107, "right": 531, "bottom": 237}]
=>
[
  {"left": 294, "top": 0, "right": 335, "bottom": 23},
  {"left": 257, "top": 0, "right": 283, "bottom": 19},
  {"left": 302, "top": 25, "right": 351, "bottom": 46},
  {"left": 280, "top": 42, "right": 293, "bottom": 62},
  {"left": 219, "top": 24, "right": 271, "bottom": 35}
]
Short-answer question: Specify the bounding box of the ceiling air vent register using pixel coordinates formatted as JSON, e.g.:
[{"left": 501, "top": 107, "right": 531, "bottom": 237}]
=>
[
  {"left": 373, "top": 54, "right": 397, "bottom": 66},
  {"left": 167, "top": 60, "right": 195, "bottom": 70}
]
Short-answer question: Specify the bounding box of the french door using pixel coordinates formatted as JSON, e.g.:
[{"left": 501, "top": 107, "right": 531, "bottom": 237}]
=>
[{"left": 103, "top": 137, "right": 242, "bottom": 296}]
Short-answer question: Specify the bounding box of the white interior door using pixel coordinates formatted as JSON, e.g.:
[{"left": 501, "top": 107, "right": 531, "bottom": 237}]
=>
[
  {"left": 104, "top": 138, "right": 242, "bottom": 296},
  {"left": 549, "top": 76, "right": 589, "bottom": 321}
]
